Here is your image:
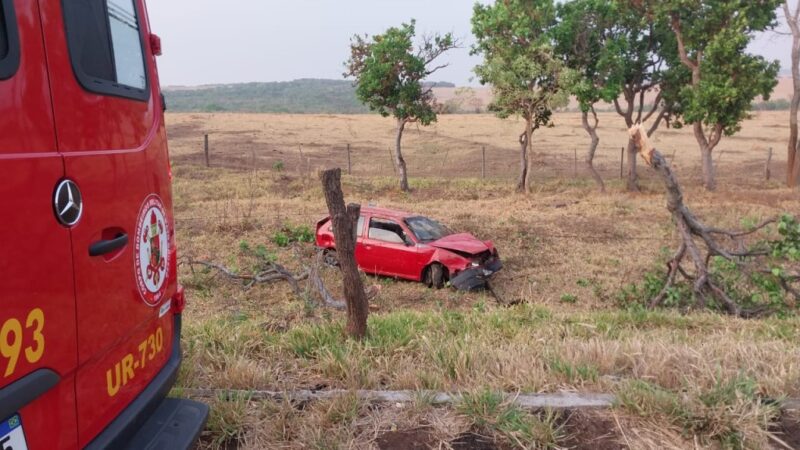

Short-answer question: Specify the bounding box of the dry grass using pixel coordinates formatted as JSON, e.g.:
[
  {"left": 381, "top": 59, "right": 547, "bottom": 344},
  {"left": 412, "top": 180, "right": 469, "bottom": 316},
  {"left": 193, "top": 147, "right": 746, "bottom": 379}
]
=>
[{"left": 167, "top": 111, "right": 800, "bottom": 449}]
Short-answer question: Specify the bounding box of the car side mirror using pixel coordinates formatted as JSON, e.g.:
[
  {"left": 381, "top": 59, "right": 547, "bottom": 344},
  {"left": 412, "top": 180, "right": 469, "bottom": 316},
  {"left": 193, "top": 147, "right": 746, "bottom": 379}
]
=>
[{"left": 403, "top": 235, "right": 414, "bottom": 246}]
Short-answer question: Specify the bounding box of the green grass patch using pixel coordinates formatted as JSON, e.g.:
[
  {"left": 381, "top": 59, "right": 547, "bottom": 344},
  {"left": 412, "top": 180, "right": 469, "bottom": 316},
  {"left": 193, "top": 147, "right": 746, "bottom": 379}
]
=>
[{"left": 458, "top": 389, "right": 562, "bottom": 448}]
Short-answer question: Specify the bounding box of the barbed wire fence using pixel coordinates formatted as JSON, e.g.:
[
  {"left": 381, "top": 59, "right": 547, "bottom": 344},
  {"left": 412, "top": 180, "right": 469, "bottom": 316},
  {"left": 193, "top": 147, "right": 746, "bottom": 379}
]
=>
[{"left": 189, "top": 133, "right": 780, "bottom": 189}]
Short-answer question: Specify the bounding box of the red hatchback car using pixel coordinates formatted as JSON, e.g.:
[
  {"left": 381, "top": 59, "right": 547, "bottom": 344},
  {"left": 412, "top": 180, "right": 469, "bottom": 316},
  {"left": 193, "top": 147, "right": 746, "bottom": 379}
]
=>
[{"left": 315, "top": 207, "right": 502, "bottom": 290}]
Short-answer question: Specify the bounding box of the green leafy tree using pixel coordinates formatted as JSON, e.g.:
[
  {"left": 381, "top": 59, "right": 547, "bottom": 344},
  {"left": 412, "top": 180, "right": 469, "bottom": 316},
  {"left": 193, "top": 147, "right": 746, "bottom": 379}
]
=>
[
  {"left": 553, "top": 0, "right": 620, "bottom": 192},
  {"left": 344, "top": 21, "right": 456, "bottom": 192},
  {"left": 662, "top": 0, "right": 781, "bottom": 191},
  {"left": 556, "top": 0, "right": 686, "bottom": 192},
  {"left": 471, "top": 0, "right": 571, "bottom": 192}
]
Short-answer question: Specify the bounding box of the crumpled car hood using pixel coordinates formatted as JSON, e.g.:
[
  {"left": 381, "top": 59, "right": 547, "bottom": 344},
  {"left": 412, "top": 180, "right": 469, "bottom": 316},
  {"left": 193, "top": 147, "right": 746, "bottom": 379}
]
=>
[{"left": 428, "top": 233, "right": 490, "bottom": 255}]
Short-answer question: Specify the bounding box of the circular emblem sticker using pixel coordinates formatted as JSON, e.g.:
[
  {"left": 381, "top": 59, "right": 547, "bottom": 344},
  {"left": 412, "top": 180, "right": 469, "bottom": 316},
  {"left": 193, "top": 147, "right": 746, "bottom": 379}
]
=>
[{"left": 134, "top": 195, "right": 170, "bottom": 306}]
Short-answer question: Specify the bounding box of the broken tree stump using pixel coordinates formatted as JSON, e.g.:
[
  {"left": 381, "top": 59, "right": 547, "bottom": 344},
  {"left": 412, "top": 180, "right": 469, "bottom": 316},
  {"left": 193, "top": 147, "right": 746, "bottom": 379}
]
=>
[{"left": 320, "top": 168, "right": 369, "bottom": 339}]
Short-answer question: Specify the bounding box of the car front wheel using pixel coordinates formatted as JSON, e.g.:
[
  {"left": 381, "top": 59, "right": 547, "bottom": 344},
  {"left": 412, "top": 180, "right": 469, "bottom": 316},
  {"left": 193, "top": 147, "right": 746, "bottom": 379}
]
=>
[{"left": 425, "top": 263, "right": 445, "bottom": 289}]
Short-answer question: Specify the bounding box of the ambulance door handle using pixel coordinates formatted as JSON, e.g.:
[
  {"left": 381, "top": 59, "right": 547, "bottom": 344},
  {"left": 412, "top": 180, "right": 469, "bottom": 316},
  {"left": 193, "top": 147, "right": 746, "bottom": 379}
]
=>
[{"left": 89, "top": 233, "right": 129, "bottom": 257}]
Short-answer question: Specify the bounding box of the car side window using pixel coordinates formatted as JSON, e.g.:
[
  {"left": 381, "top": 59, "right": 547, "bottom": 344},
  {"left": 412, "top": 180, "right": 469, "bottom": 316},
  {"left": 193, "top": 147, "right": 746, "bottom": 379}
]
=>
[
  {"left": 0, "top": 0, "right": 20, "bottom": 80},
  {"left": 368, "top": 218, "right": 407, "bottom": 244},
  {"left": 328, "top": 216, "right": 365, "bottom": 237},
  {"left": 356, "top": 216, "right": 364, "bottom": 237},
  {"left": 62, "top": 0, "right": 149, "bottom": 100}
]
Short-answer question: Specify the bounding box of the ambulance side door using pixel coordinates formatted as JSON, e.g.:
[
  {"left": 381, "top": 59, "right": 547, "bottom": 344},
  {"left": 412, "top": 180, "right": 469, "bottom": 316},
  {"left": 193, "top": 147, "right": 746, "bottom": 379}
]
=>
[{"left": 37, "top": 0, "right": 175, "bottom": 446}]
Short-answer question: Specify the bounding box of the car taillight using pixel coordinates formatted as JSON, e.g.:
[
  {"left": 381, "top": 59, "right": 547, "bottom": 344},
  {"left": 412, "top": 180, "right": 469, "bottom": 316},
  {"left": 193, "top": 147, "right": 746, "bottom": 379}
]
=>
[{"left": 172, "top": 285, "right": 186, "bottom": 314}]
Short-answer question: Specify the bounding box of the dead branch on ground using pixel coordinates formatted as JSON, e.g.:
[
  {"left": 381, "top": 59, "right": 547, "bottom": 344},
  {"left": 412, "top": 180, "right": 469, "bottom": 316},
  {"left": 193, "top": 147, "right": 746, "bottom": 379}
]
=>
[
  {"left": 185, "top": 251, "right": 347, "bottom": 311},
  {"left": 187, "top": 258, "right": 306, "bottom": 293}
]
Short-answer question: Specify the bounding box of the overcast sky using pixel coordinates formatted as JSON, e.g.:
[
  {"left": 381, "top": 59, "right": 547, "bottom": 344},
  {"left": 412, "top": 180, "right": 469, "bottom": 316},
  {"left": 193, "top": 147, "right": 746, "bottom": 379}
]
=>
[{"left": 146, "top": 0, "right": 794, "bottom": 88}]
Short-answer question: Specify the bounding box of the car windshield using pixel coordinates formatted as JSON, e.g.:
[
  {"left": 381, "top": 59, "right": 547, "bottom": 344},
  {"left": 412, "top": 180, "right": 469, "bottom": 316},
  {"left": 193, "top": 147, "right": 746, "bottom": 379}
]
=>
[{"left": 405, "top": 216, "right": 453, "bottom": 242}]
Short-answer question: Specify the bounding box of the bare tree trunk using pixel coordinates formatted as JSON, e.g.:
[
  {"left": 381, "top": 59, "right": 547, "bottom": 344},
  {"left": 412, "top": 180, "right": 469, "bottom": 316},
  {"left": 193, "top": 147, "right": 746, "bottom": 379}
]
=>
[
  {"left": 789, "top": 92, "right": 799, "bottom": 187},
  {"left": 395, "top": 119, "right": 410, "bottom": 192},
  {"left": 692, "top": 122, "right": 718, "bottom": 191},
  {"left": 320, "top": 169, "right": 369, "bottom": 339},
  {"left": 700, "top": 143, "right": 716, "bottom": 191},
  {"left": 523, "top": 118, "right": 534, "bottom": 192},
  {"left": 788, "top": 0, "right": 800, "bottom": 187},
  {"left": 626, "top": 138, "right": 639, "bottom": 192},
  {"left": 525, "top": 121, "right": 534, "bottom": 192},
  {"left": 581, "top": 109, "right": 605, "bottom": 192},
  {"left": 614, "top": 97, "right": 640, "bottom": 192},
  {"left": 516, "top": 125, "right": 529, "bottom": 193},
  {"left": 786, "top": 92, "right": 800, "bottom": 187}
]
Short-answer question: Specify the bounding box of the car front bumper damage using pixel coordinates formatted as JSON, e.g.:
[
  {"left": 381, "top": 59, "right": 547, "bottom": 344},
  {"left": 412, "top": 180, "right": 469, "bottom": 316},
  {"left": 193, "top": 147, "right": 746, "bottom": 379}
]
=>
[{"left": 449, "top": 258, "right": 503, "bottom": 291}]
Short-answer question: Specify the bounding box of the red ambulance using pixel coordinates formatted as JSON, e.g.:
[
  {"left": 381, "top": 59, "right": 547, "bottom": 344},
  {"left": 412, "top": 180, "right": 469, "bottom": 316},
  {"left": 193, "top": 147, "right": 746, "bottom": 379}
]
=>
[{"left": 0, "top": 0, "right": 208, "bottom": 448}]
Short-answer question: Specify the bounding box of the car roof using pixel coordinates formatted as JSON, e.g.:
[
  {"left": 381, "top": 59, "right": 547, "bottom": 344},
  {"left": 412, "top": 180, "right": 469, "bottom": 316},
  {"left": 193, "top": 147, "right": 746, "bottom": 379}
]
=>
[{"left": 359, "top": 206, "right": 416, "bottom": 220}]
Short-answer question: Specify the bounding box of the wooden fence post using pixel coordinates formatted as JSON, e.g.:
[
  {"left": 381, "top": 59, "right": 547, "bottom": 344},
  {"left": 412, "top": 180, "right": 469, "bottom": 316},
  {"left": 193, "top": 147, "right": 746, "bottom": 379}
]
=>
[
  {"left": 573, "top": 148, "right": 578, "bottom": 178},
  {"left": 320, "top": 168, "right": 369, "bottom": 339},
  {"left": 204, "top": 134, "right": 210, "bottom": 167},
  {"left": 482, "top": 146, "right": 486, "bottom": 179},
  {"left": 765, "top": 147, "right": 773, "bottom": 181},
  {"left": 347, "top": 143, "right": 352, "bottom": 175},
  {"left": 619, "top": 146, "right": 624, "bottom": 179}
]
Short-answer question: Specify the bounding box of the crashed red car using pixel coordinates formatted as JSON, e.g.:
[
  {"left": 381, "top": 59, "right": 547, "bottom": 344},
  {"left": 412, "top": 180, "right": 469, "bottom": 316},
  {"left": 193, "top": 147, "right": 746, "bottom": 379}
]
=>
[{"left": 315, "top": 206, "right": 502, "bottom": 290}]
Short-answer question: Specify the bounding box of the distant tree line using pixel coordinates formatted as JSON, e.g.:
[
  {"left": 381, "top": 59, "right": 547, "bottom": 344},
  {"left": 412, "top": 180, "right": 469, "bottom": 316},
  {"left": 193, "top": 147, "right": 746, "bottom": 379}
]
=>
[{"left": 163, "top": 79, "right": 371, "bottom": 114}]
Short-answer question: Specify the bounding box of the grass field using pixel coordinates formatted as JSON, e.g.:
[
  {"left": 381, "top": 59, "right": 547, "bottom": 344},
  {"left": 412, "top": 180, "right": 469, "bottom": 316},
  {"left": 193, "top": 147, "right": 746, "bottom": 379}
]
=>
[{"left": 166, "top": 111, "right": 800, "bottom": 449}]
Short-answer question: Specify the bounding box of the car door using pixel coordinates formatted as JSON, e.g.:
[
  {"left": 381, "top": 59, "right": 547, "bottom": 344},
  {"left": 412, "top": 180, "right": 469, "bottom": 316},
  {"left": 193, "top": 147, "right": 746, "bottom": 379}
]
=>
[
  {"left": 0, "top": 1, "right": 78, "bottom": 448},
  {"left": 38, "top": 0, "right": 176, "bottom": 446},
  {"left": 360, "top": 217, "right": 420, "bottom": 279}
]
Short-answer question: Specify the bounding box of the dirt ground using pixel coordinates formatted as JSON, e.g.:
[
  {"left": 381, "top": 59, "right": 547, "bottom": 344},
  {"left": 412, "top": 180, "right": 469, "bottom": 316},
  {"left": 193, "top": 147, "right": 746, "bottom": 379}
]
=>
[{"left": 165, "top": 111, "right": 800, "bottom": 449}]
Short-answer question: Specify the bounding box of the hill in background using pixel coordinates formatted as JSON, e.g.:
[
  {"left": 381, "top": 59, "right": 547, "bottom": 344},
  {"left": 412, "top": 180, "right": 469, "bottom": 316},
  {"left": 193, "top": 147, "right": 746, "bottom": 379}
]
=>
[
  {"left": 163, "top": 77, "right": 793, "bottom": 114},
  {"left": 163, "top": 79, "right": 455, "bottom": 114},
  {"left": 163, "top": 79, "right": 368, "bottom": 113}
]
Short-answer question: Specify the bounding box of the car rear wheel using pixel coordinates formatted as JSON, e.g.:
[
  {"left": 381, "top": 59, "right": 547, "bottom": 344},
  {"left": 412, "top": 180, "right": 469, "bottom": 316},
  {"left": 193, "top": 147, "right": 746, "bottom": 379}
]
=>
[
  {"left": 425, "top": 263, "right": 446, "bottom": 289},
  {"left": 322, "top": 249, "right": 338, "bottom": 267}
]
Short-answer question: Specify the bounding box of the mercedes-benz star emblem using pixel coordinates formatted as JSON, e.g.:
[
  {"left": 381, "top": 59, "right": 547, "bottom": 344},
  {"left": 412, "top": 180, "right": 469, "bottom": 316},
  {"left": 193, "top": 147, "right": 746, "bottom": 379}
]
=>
[{"left": 54, "top": 179, "right": 83, "bottom": 226}]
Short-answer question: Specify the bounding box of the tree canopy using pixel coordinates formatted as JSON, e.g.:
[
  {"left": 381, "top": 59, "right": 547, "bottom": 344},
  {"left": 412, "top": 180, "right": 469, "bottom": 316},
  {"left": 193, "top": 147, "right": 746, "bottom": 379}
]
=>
[
  {"left": 344, "top": 20, "right": 456, "bottom": 191},
  {"left": 344, "top": 21, "right": 454, "bottom": 126},
  {"left": 471, "top": 0, "right": 571, "bottom": 191},
  {"left": 660, "top": 0, "right": 781, "bottom": 189},
  {"left": 551, "top": 0, "right": 689, "bottom": 191}
]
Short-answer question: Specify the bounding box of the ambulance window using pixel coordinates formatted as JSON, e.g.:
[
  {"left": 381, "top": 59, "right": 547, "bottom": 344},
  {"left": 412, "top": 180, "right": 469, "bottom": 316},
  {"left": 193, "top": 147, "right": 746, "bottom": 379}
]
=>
[
  {"left": 62, "top": 0, "right": 148, "bottom": 101},
  {"left": 0, "top": 7, "right": 7, "bottom": 59},
  {"left": 0, "top": 0, "right": 20, "bottom": 80}
]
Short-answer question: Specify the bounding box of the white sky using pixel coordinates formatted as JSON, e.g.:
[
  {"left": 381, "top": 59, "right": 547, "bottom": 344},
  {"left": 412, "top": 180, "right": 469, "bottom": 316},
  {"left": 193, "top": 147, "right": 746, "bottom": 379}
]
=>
[{"left": 146, "top": 0, "right": 794, "bottom": 87}]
